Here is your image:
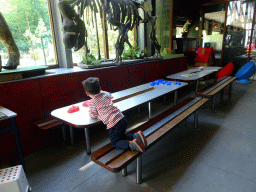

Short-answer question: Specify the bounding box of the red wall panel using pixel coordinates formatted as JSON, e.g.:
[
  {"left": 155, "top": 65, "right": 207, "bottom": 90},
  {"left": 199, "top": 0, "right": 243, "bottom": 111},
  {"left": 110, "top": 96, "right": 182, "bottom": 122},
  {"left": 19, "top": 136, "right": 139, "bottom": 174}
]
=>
[{"left": 0, "top": 79, "right": 63, "bottom": 164}]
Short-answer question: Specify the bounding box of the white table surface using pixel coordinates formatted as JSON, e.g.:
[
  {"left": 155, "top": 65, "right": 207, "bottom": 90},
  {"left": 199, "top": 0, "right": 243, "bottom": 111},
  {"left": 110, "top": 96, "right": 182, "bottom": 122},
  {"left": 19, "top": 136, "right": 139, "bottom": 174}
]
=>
[
  {"left": 166, "top": 67, "right": 222, "bottom": 81},
  {"left": 0, "top": 106, "right": 17, "bottom": 120},
  {"left": 51, "top": 81, "right": 188, "bottom": 127}
]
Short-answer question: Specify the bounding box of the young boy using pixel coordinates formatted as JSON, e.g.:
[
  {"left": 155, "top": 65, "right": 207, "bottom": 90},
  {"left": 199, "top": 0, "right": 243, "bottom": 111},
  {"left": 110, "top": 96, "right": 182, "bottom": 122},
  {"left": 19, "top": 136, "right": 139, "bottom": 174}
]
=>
[{"left": 82, "top": 77, "right": 147, "bottom": 152}]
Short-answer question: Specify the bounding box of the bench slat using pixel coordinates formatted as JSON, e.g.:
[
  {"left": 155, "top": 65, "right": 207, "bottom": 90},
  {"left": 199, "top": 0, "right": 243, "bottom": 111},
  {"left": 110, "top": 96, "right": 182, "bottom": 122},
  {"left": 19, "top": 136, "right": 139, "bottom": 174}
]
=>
[
  {"left": 91, "top": 97, "right": 197, "bottom": 168},
  {"left": 98, "top": 148, "right": 125, "bottom": 166},
  {"left": 197, "top": 76, "right": 228, "bottom": 95},
  {"left": 106, "top": 98, "right": 208, "bottom": 172},
  {"left": 91, "top": 97, "right": 208, "bottom": 173},
  {"left": 91, "top": 143, "right": 113, "bottom": 160},
  {"left": 127, "top": 97, "right": 197, "bottom": 135},
  {"left": 96, "top": 97, "right": 203, "bottom": 167},
  {"left": 35, "top": 118, "right": 63, "bottom": 130},
  {"left": 201, "top": 77, "right": 236, "bottom": 97},
  {"left": 147, "top": 98, "right": 208, "bottom": 146},
  {"left": 201, "top": 76, "right": 232, "bottom": 95},
  {"left": 107, "top": 151, "right": 139, "bottom": 171},
  {"left": 37, "top": 119, "right": 59, "bottom": 128},
  {"left": 144, "top": 97, "right": 201, "bottom": 137}
]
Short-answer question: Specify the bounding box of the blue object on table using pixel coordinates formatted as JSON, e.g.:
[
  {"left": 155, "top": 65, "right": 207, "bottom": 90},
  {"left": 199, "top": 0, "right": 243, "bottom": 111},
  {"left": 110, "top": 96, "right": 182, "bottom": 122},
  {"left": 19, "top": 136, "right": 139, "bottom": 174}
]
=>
[
  {"left": 163, "top": 81, "right": 172, "bottom": 85},
  {"left": 155, "top": 79, "right": 164, "bottom": 83},
  {"left": 149, "top": 82, "right": 156, "bottom": 86},
  {"left": 235, "top": 61, "right": 255, "bottom": 83},
  {"left": 174, "top": 82, "right": 181, "bottom": 85}
]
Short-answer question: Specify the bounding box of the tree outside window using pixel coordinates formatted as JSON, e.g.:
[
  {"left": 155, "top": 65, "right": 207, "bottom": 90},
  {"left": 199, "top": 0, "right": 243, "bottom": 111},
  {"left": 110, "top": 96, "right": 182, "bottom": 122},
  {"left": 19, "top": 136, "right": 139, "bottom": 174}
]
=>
[{"left": 0, "top": 0, "right": 56, "bottom": 67}]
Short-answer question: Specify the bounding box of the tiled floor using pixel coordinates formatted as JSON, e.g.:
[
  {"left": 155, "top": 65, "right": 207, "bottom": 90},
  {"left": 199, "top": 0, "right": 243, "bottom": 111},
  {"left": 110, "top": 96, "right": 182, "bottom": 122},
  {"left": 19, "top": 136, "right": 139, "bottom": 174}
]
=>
[{"left": 21, "top": 80, "right": 256, "bottom": 191}]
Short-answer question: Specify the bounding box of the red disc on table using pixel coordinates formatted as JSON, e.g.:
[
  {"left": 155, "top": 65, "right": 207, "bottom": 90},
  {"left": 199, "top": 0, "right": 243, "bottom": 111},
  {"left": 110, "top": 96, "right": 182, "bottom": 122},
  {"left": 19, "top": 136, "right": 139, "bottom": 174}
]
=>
[
  {"left": 83, "top": 100, "right": 89, "bottom": 107},
  {"left": 67, "top": 106, "right": 80, "bottom": 113},
  {"left": 111, "top": 96, "right": 114, "bottom": 99}
]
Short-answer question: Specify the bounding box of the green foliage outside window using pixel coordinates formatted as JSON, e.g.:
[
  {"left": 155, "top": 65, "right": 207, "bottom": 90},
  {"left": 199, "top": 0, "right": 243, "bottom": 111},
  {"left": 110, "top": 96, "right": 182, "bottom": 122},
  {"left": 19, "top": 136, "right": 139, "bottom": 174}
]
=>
[{"left": 0, "top": 0, "right": 55, "bottom": 66}]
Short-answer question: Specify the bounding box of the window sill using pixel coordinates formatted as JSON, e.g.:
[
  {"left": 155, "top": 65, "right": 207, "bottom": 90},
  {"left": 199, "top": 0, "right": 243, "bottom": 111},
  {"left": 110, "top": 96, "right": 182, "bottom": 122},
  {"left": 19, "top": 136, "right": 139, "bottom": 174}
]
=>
[{"left": 0, "top": 55, "right": 185, "bottom": 84}]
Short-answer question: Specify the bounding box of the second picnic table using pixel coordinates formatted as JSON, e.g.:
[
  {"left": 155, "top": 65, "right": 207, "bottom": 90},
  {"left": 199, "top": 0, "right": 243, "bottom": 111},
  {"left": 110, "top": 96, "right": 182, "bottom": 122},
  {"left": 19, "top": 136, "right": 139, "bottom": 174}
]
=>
[{"left": 166, "top": 66, "right": 222, "bottom": 96}]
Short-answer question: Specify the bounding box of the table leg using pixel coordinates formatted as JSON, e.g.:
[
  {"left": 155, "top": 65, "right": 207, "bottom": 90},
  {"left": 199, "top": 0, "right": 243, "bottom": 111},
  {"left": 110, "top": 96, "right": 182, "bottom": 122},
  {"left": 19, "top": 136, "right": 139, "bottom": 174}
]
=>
[
  {"left": 174, "top": 90, "right": 178, "bottom": 105},
  {"left": 194, "top": 111, "right": 199, "bottom": 129},
  {"left": 195, "top": 80, "right": 199, "bottom": 96},
  {"left": 62, "top": 125, "right": 66, "bottom": 141},
  {"left": 69, "top": 125, "right": 74, "bottom": 146},
  {"left": 229, "top": 83, "right": 233, "bottom": 96},
  {"left": 84, "top": 128, "right": 91, "bottom": 154},
  {"left": 138, "top": 107, "right": 141, "bottom": 114},
  {"left": 212, "top": 95, "right": 216, "bottom": 110},
  {"left": 148, "top": 102, "right": 152, "bottom": 119},
  {"left": 11, "top": 117, "right": 26, "bottom": 171},
  {"left": 122, "top": 167, "right": 127, "bottom": 176},
  {"left": 136, "top": 155, "right": 142, "bottom": 184}
]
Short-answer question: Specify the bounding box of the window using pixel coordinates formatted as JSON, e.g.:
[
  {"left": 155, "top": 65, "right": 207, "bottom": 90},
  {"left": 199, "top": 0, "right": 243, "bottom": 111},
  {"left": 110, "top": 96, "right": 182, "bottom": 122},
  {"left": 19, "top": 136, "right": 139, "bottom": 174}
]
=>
[
  {"left": 223, "top": 0, "right": 255, "bottom": 65},
  {"left": 176, "top": 26, "right": 183, "bottom": 38},
  {"left": 0, "top": 0, "right": 57, "bottom": 68},
  {"left": 70, "top": 2, "right": 135, "bottom": 64}
]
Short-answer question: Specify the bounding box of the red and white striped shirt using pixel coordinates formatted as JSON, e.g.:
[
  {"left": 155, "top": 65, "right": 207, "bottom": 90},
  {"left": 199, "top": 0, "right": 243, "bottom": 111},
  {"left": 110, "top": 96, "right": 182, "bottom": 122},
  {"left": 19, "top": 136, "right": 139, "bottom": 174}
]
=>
[{"left": 88, "top": 91, "right": 124, "bottom": 129}]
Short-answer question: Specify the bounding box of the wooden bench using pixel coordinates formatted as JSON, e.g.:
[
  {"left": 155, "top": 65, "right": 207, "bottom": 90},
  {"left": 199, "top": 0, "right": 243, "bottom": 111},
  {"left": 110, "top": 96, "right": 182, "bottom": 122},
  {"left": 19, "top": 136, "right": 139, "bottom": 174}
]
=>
[
  {"left": 35, "top": 117, "right": 67, "bottom": 141},
  {"left": 91, "top": 96, "right": 208, "bottom": 184},
  {"left": 197, "top": 76, "right": 237, "bottom": 110}
]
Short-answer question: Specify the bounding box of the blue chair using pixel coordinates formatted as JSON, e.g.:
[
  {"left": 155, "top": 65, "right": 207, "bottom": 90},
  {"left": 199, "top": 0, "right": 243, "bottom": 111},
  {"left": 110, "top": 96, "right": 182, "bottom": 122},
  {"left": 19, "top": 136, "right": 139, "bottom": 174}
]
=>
[{"left": 235, "top": 61, "right": 255, "bottom": 83}]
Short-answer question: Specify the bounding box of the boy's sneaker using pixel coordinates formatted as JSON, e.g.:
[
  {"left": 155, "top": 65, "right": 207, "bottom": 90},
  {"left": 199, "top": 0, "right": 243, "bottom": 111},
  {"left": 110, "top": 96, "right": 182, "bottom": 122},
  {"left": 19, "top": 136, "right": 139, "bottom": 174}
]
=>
[
  {"left": 129, "top": 139, "right": 145, "bottom": 152},
  {"left": 134, "top": 131, "right": 147, "bottom": 147}
]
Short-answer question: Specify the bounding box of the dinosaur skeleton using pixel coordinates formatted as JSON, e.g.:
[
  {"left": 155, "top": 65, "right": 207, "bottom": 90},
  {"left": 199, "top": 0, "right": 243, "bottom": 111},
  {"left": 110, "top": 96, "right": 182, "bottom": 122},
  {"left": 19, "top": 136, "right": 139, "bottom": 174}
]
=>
[
  {"left": 58, "top": 0, "right": 161, "bottom": 64},
  {"left": 0, "top": 12, "right": 20, "bottom": 69}
]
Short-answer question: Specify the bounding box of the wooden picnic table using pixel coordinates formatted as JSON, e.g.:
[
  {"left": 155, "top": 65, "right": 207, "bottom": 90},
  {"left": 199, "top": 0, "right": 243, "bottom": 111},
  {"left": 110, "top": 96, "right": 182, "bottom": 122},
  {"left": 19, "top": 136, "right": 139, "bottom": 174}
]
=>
[
  {"left": 51, "top": 81, "right": 188, "bottom": 154},
  {"left": 166, "top": 66, "right": 222, "bottom": 96}
]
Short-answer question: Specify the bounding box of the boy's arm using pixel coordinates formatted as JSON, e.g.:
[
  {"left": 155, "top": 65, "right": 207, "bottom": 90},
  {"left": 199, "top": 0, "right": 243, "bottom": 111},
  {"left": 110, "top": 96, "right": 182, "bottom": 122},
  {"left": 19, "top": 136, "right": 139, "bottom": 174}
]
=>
[
  {"left": 103, "top": 91, "right": 112, "bottom": 100},
  {"left": 88, "top": 100, "right": 98, "bottom": 119}
]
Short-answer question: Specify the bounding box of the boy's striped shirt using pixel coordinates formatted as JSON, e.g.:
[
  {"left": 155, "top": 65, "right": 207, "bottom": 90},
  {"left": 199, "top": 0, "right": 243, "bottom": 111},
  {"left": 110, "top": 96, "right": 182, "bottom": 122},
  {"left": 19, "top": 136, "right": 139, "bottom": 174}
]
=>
[{"left": 88, "top": 91, "right": 124, "bottom": 129}]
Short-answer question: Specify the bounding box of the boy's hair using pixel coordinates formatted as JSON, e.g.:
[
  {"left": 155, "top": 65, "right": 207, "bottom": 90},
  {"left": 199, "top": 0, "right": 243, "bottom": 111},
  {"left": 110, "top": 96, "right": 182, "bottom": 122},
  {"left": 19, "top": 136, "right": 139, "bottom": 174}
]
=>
[{"left": 82, "top": 77, "right": 100, "bottom": 95}]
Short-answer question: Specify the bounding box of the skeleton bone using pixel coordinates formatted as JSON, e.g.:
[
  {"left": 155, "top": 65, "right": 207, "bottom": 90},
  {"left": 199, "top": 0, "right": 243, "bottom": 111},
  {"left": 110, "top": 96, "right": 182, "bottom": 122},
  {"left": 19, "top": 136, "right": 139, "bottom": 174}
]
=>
[
  {"left": 0, "top": 12, "right": 20, "bottom": 69},
  {"left": 59, "top": 0, "right": 161, "bottom": 63},
  {"left": 58, "top": 1, "right": 87, "bottom": 51}
]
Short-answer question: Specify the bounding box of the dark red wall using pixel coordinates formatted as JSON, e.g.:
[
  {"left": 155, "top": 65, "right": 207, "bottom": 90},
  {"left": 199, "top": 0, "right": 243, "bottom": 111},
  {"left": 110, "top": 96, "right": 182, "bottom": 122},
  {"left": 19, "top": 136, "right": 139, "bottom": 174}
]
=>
[{"left": 0, "top": 57, "right": 187, "bottom": 165}]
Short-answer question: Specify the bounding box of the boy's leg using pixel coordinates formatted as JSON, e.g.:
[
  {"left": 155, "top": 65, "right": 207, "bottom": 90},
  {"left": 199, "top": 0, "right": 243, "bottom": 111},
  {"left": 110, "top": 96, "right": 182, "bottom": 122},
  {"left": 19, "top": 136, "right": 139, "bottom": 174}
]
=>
[
  {"left": 108, "top": 117, "right": 130, "bottom": 150},
  {"left": 134, "top": 131, "right": 147, "bottom": 147},
  {"left": 123, "top": 133, "right": 134, "bottom": 141}
]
